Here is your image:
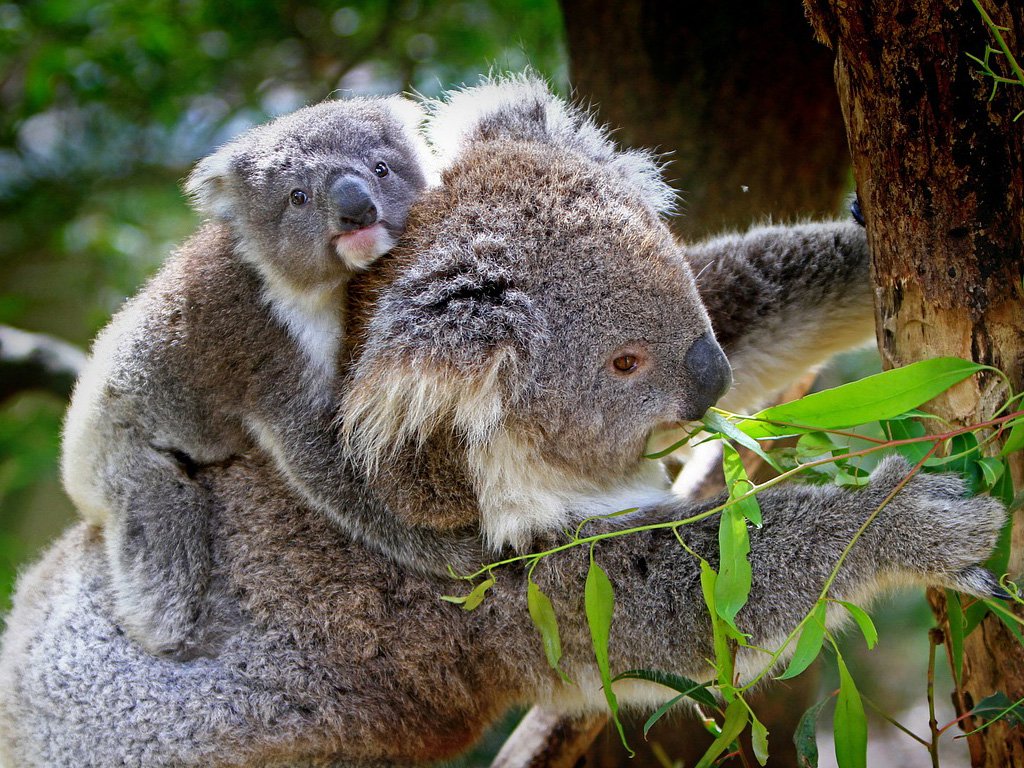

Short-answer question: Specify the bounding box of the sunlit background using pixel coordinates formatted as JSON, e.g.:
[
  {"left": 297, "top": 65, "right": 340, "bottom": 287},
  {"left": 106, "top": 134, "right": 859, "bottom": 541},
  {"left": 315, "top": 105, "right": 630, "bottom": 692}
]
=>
[{"left": 0, "top": 2, "right": 965, "bottom": 765}]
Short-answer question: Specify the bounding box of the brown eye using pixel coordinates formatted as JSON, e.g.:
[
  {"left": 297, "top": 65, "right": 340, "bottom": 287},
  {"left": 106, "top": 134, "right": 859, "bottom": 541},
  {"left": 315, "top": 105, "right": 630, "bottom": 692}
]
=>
[
  {"left": 373, "top": 161, "right": 389, "bottom": 178},
  {"left": 613, "top": 355, "right": 639, "bottom": 373},
  {"left": 290, "top": 189, "right": 309, "bottom": 206}
]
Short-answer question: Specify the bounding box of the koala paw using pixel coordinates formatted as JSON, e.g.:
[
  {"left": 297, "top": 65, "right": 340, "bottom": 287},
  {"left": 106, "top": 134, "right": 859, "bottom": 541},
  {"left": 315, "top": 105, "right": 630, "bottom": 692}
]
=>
[{"left": 869, "top": 455, "right": 1008, "bottom": 598}]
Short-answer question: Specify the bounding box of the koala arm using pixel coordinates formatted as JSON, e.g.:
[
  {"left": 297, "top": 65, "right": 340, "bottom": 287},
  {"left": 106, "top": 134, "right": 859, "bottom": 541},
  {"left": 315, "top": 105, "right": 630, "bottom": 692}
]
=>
[
  {"left": 524, "top": 458, "right": 1004, "bottom": 701},
  {"left": 685, "top": 221, "right": 874, "bottom": 412}
]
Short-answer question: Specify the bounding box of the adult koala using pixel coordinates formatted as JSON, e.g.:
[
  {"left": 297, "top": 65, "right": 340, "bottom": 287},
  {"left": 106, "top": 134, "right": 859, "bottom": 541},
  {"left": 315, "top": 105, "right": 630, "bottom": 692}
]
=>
[{"left": 0, "top": 77, "right": 1005, "bottom": 767}]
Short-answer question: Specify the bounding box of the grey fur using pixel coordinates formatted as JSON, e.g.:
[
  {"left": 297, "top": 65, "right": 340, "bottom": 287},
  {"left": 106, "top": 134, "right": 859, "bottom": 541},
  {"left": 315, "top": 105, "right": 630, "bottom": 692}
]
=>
[
  {"left": 0, "top": 77, "right": 1005, "bottom": 766},
  {"left": 59, "top": 96, "right": 432, "bottom": 659}
]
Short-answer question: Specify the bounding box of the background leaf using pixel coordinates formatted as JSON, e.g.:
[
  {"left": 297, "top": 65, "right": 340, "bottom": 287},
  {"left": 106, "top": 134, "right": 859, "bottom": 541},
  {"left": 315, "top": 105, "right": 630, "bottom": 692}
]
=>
[
  {"left": 585, "top": 553, "right": 633, "bottom": 755},
  {"left": 794, "top": 696, "right": 831, "bottom": 768},
  {"left": 743, "top": 358, "right": 984, "bottom": 438},
  {"left": 694, "top": 699, "right": 749, "bottom": 768},
  {"left": 527, "top": 579, "right": 570, "bottom": 683},
  {"left": 834, "top": 655, "right": 867, "bottom": 768},
  {"left": 778, "top": 602, "right": 827, "bottom": 680}
]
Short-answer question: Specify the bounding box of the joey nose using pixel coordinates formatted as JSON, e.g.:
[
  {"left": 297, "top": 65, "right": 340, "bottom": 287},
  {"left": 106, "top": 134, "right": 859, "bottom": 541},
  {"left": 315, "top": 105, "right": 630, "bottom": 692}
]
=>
[
  {"left": 330, "top": 175, "right": 378, "bottom": 231},
  {"left": 680, "top": 332, "right": 732, "bottom": 421}
]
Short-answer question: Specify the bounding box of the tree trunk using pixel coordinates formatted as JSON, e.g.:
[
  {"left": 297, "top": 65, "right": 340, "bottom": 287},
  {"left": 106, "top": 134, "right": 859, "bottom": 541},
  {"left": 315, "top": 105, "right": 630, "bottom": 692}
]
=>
[
  {"left": 559, "top": 0, "right": 850, "bottom": 240},
  {"left": 804, "top": 1, "right": 1024, "bottom": 765}
]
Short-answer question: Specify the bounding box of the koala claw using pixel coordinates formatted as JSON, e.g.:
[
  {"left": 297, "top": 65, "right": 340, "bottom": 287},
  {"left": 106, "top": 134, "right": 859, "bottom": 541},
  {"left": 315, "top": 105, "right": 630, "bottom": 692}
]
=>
[{"left": 949, "top": 565, "right": 1013, "bottom": 600}]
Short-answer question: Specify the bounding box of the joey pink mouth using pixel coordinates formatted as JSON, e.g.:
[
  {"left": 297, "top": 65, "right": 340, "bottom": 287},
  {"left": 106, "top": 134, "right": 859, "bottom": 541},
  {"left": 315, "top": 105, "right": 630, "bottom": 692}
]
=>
[{"left": 331, "top": 222, "right": 394, "bottom": 268}]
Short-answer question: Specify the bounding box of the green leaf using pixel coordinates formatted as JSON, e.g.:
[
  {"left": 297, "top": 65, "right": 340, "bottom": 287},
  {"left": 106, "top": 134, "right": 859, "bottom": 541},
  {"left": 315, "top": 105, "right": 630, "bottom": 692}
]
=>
[
  {"left": 834, "top": 601, "right": 878, "bottom": 650},
  {"left": 440, "top": 576, "right": 495, "bottom": 610},
  {"left": 704, "top": 410, "right": 782, "bottom": 471},
  {"left": 882, "top": 418, "right": 931, "bottom": 464},
  {"left": 984, "top": 598, "right": 1024, "bottom": 645},
  {"left": 751, "top": 711, "right": 770, "bottom": 766},
  {"left": 643, "top": 692, "right": 688, "bottom": 738},
  {"left": 977, "top": 457, "right": 1005, "bottom": 490},
  {"left": 585, "top": 552, "right": 633, "bottom": 755},
  {"left": 778, "top": 602, "right": 827, "bottom": 680},
  {"left": 722, "top": 443, "right": 763, "bottom": 526},
  {"left": 968, "top": 691, "right": 1024, "bottom": 728},
  {"left": 694, "top": 699, "right": 749, "bottom": 768},
  {"left": 1001, "top": 419, "right": 1024, "bottom": 457},
  {"left": 834, "top": 655, "right": 867, "bottom": 768},
  {"left": 794, "top": 696, "right": 830, "bottom": 768},
  {"left": 946, "top": 590, "right": 965, "bottom": 685},
  {"left": 527, "top": 580, "right": 570, "bottom": 683},
  {"left": 614, "top": 669, "right": 717, "bottom": 708},
  {"left": 743, "top": 358, "right": 984, "bottom": 438},
  {"left": 715, "top": 499, "right": 753, "bottom": 629},
  {"left": 700, "top": 560, "right": 734, "bottom": 689}
]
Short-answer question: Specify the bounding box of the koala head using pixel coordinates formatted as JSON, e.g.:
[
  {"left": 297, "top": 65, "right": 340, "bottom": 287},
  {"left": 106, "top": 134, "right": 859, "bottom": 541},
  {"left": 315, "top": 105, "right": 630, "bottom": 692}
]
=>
[
  {"left": 185, "top": 96, "right": 434, "bottom": 291},
  {"left": 343, "top": 76, "right": 731, "bottom": 550}
]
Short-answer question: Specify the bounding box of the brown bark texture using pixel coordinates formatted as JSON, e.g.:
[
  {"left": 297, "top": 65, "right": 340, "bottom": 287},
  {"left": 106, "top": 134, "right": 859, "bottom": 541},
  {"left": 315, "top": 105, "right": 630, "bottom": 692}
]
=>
[
  {"left": 805, "top": 1, "right": 1024, "bottom": 766},
  {"left": 559, "top": 0, "right": 851, "bottom": 240}
]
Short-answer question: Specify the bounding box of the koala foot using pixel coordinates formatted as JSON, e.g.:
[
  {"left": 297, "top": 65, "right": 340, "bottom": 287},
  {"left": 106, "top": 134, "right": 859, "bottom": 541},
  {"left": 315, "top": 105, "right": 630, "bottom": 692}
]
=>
[{"left": 868, "top": 455, "right": 1008, "bottom": 598}]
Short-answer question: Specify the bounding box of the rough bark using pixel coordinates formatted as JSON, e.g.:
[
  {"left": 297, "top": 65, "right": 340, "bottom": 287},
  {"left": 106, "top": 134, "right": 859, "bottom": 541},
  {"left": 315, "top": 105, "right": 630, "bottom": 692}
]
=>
[
  {"left": 804, "top": 1, "right": 1024, "bottom": 765},
  {"left": 559, "top": 0, "right": 850, "bottom": 240}
]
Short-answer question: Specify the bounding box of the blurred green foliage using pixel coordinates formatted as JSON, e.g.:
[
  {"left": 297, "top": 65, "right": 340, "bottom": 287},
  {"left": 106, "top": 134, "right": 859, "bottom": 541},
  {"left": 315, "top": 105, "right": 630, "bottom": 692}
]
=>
[{"left": 0, "top": 0, "right": 567, "bottom": 613}]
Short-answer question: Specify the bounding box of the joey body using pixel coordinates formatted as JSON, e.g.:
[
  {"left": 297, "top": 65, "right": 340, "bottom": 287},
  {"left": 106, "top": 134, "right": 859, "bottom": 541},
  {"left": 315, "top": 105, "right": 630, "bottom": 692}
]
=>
[{"left": 60, "top": 97, "right": 432, "bottom": 658}]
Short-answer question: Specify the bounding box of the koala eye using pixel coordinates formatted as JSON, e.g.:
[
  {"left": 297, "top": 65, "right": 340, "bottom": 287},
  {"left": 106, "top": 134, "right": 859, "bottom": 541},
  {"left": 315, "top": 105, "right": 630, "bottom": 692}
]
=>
[
  {"left": 608, "top": 347, "right": 648, "bottom": 376},
  {"left": 613, "top": 355, "right": 639, "bottom": 373},
  {"left": 373, "top": 161, "right": 390, "bottom": 178},
  {"left": 290, "top": 189, "right": 309, "bottom": 206}
]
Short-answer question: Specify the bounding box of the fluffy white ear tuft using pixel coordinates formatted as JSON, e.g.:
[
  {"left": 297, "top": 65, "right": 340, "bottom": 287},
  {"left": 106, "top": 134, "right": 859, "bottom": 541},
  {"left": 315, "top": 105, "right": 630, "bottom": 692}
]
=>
[
  {"left": 183, "top": 144, "right": 240, "bottom": 220},
  {"left": 426, "top": 73, "right": 676, "bottom": 216},
  {"left": 380, "top": 95, "right": 441, "bottom": 188}
]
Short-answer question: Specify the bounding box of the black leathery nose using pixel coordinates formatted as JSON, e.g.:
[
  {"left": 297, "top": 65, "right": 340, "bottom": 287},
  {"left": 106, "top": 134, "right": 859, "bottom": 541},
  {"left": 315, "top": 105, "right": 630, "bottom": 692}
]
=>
[
  {"left": 681, "top": 332, "right": 733, "bottom": 421},
  {"left": 330, "top": 175, "right": 378, "bottom": 231}
]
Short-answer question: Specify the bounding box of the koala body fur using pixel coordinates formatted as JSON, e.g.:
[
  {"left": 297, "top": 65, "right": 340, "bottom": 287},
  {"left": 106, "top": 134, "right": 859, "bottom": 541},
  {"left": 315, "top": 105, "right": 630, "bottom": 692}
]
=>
[
  {"left": 0, "top": 77, "right": 1006, "bottom": 767},
  {"left": 60, "top": 96, "right": 433, "bottom": 658}
]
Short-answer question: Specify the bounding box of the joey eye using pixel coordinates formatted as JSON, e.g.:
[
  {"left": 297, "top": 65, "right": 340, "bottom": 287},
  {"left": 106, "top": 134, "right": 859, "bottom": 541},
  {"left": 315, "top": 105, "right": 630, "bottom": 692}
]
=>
[
  {"left": 290, "top": 189, "right": 309, "bottom": 206},
  {"left": 613, "top": 355, "right": 639, "bottom": 373},
  {"left": 373, "top": 161, "right": 390, "bottom": 178}
]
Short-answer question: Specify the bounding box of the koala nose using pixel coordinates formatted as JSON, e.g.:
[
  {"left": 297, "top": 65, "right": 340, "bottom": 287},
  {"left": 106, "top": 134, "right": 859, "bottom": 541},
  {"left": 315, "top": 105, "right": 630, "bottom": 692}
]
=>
[
  {"left": 330, "top": 175, "right": 378, "bottom": 231},
  {"left": 680, "top": 332, "right": 732, "bottom": 421}
]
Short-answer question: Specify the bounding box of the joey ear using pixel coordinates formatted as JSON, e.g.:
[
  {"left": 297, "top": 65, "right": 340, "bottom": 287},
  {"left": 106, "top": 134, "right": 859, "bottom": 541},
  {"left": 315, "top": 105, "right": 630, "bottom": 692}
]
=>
[
  {"left": 379, "top": 95, "right": 440, "bottom": 187},
  {"left": 340, "top": 237, "right": 546, "bottom": 472},
  {"left": 183, "top": 144, "right": 241, "bottom": 220}
]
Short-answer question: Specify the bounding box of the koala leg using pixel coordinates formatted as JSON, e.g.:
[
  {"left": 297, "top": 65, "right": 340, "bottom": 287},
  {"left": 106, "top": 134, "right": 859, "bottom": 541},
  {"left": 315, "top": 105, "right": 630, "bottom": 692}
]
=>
[{"left": 104, "top": 442, "right": 222, "bottom": 660}]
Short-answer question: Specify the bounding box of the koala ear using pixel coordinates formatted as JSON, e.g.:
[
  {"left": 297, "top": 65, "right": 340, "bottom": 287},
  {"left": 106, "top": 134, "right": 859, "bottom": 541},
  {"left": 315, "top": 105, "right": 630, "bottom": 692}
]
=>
[
  {"left": 340, "top": 237, "right": 546, "bottom": 473},
  {"left": 426, "top": 73, "right": 676, "bottom": 215},
  {"left": 378, "top": 95, "right": 440, "bottom": 188},
  {"left": 183, "top": 143, "right": 241, "bottom": 220}
]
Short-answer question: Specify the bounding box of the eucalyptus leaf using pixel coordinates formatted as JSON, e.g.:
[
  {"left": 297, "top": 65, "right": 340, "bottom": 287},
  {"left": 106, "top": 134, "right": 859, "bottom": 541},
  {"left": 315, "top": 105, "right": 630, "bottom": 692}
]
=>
[
  {"left": 778, "top": 602, "right": 827, "bottom": 680},
  {"left": 527, "top": 580, "right": 570, "bottom": 683},
  {"left": 751, "top": 712, "right": 770, "bottom": 766},
  {"left": 742, "top": 358, "right": 984, "bottom": 438},
  {"left": 643, "top": 692, "right": 688, "bottom": 738},
  {"left": 715, "top": 502, "right": 752, "bottom": 629},
  {"left": 585, "top": 553, "right": 632, "bottom": 755},
  {"left": 440, "top": 576, "right": 495, "bottom": 610},
  {"left": 694, "top": 699, "right": 749, "bottom": 768},
  {"left": 794, "top": 696, "right": 830, "bottom": 768},
  {"left": 1001, "top": 420, "right": 1024, "bottom": 457},
  {"left": 834, "top": 601, "right": 878, "bottom": 650},
  {"left": 834, "top": 655, "right": 867, "bottom": 768},
  {"left": 700, "top": 560, "right": 734, "bottom": 688},
  {"left": 968, "top": 691, "right": 1024, "bottom": 728},
  {"left": 704, "top": 410, "right": 782, "bottom": 471},
  {"left": 722, "top": 443, "right": 763, "bottom": 526},
  {"left": 613, "top": 669, "right": 716, "bottom": 708}
]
